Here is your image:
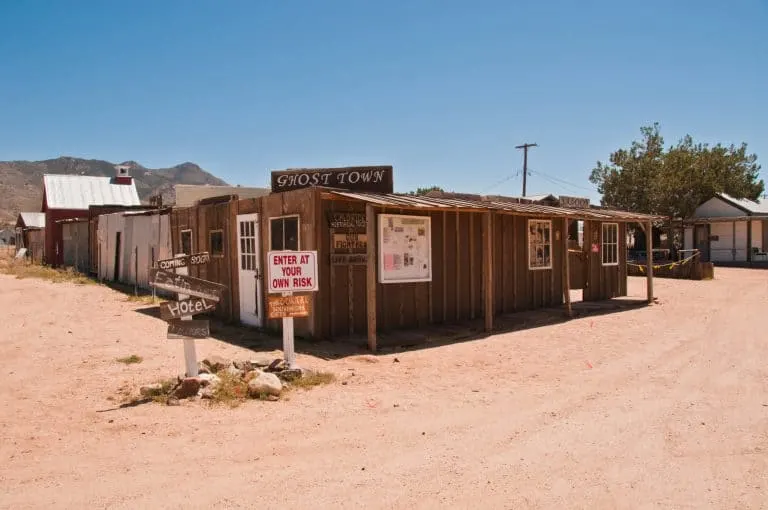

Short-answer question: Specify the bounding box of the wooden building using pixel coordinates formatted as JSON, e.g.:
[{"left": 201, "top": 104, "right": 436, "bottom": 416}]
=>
[
  {"left": 168, "top": 169, "right": 659, "bottom": 350},
  {"left": 15, "top": 212, "right": 46, "bottom": 261},
  {"left": 41, "top": 167, "right": 140, "bottom": 267},
  {"left": 96, "top": 208, "right": 172, "bottom": 288},
  {"left": 59, "top": 219, "right": 90, "bottom": 272}
]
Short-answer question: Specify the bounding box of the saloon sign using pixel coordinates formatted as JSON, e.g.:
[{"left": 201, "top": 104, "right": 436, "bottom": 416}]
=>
[{"left": 271, "top": 166, "right": 394, "bottom": 194}]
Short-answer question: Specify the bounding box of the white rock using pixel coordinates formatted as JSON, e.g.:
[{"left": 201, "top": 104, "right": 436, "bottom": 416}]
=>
[
  {"left": 247, "top": 372, "right": 283, "bottom": 397},
  {"left": 198, "top": 373, "right": 221, "bottom": 388}
]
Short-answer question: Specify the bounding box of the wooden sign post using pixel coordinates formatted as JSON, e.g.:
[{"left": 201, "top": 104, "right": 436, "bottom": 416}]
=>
[
  {"left": 267, "top": 250, "right": 319, "bottom": 368},
  {"left": 150, "top": 252, "right": 226, "bottom": 377}
]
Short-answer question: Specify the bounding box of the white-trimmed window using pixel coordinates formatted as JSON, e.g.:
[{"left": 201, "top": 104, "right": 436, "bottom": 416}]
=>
[
  {"left": 180, "top": 229, "right": 193, "bottom": 255},
  {"left": 528, "top": 219, "right": 552, "bottom": 270},
  {"left": 270, "top": 215, "right": 300, "bottom": 251},
  {"left": 602, "top": 223, "right": 619, "bottom": 266}
]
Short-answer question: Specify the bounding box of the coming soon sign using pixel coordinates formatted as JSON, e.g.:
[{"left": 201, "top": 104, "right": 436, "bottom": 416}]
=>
[{"left": 267, "top": 251, "right": 319, "bottom": 293}]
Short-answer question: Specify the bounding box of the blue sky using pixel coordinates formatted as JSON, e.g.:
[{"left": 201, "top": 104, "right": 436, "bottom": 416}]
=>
[{"left": 0, "top": 1, "right": 765, "bottom": 201}]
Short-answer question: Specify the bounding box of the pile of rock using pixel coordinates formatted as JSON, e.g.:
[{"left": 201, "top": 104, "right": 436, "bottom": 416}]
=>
[{"left": 140, "top": 355, "right": 307, "bottom": 405}]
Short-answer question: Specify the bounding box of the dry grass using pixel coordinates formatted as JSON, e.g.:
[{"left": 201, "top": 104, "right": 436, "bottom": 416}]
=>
[
  {"left": 125, "top": 294, "right": 156, "bottom": 305},
  {"left": 286, "top": 370, "right": 336, "bottom": 391},
  {"left": 116, "top": 355, "right": 143, "bottom": 365},
  {"left": 209, "top": 371, "right": 249, "bottom": 407},
  {"left": 0, "top": 258, "right": 95, "bottom": 285}
]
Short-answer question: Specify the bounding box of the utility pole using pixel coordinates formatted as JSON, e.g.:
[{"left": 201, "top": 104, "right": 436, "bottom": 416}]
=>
[{"left": 515, "top": 143, "right": 538, "bottom": 197}]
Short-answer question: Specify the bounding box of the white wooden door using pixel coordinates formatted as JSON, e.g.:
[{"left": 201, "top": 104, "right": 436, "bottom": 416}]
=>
[{"left": 237, "top": 214, "right": 263, "bottom": 326}]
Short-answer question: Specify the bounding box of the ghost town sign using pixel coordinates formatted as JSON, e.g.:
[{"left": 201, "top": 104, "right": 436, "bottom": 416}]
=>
[{"left": 271, "top": 166, "right": 394, "bottom": 194}]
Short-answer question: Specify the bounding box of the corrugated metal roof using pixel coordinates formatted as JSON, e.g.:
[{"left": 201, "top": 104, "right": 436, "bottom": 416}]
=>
[
  {"left": 19, "top": 212, "right": 46, "bottom": 229},
  {"left": 326, "top": 190, "right": 660, "bottom": 221},
  {"left": 43, "top": 174, "right": 141, "bottom": 210},
  {"left": 718, "top": 193, "right": 768, "bottom": 215}
]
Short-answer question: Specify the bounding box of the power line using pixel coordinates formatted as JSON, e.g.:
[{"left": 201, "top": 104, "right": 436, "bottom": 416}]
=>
[
  {"left": 515, "top": 143, "right": 538, "bottom": 197},
  {"left": 529, "top": 169, "right": 594, "bottom": 193},
  {"left": 481, "top": 171, "right": 520, "bottom": 193}
]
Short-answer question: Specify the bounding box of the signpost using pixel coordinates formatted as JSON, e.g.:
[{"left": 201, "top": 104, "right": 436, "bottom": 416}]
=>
[
  {"left": 167, "top": 319, "right": 211, "bottom": 339},
  {"left": 267, "top": 250, "right": 319, "bottom": 368},
  {"left": 160, "top": 297, "right": 217, "bottom": 321},
  {"left": 157, "top": 252, "right": 211, "bottom": 270},
  {"left": 149, "top": 253, "right": 227, "bottom": 377},
  {"left": 267, "top": 294, "right": 311, "bottom": 319},
  {"left": 149, "top": 268, "right": 225, "bottom": 301}
]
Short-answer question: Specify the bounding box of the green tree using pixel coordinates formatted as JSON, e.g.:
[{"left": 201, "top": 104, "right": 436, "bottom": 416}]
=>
[
  {"left": 589, "top": 123, "right": 763, "bottom": 221},
  {"left": 407, "top": 186, "right": 444, "bottom": 196}
]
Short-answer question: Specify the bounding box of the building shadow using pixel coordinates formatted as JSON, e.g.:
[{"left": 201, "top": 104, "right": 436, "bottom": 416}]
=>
[{"left": 131, "top": 297, "right": 649, "bottom": 360}]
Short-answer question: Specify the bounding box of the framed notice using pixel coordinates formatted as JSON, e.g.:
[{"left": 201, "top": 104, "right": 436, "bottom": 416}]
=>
[{"left": 378, "top": 214, "right": 432, "bottom": 284}]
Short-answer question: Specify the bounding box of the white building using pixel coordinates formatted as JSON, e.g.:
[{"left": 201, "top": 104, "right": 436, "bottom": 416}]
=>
[
  {"left": 97, "top": 209, "right": 172, "bottom": 288},
  {"left": 684, "top": 193, "right": 768, "bottom": 264}
]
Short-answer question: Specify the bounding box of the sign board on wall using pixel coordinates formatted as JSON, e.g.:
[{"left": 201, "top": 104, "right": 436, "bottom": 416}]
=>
[
  {"left": 332, "top": 233, "right": 367, "bottom": 252},
  {"left": 157, "top": 252, "right": 210, "bottom": 270},
  {"left": 328, "top": 212, "right": 366, "bottom": 230},
  {"left": 267, "top": 251, "right": 319, "bottom": 293},
  {"left": 271, "top": 166, "right": 394, "bottom": 194},
  {"left": 267, "top": 294, "right": 311, "bottom": 319},
  {"left": 559, "top": 196, "right": 591, "bottom": 209},
  {"left": 378, "top": 214, "right": 432, "bottom": 283}
]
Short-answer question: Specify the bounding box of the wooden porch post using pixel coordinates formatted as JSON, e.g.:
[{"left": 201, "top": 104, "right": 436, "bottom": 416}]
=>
[
  {"left": 747, "top": 219, "right": 753, "bottom": 263},
  {"left": 365, "top": 204, "right": 377, "bottom": 351},
  {"left": 562, "top": 216, "right": 573, "bottom": 317},
  {"left": 646, "top": 221, "right": 654, "bottom": 303},
  {"left": 482, "top": 211, "right": 493, "bottom": 332}
]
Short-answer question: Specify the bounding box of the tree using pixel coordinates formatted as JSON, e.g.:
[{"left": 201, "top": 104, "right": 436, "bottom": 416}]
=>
[
  {"left": 407, "top": 186, "right": 444, "bottom": 196},
  {"left": 589, "top": 124, "right": 763, "bottom": 221}
]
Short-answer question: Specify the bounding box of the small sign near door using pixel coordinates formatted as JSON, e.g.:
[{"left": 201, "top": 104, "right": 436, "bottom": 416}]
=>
[
  {"left": 267, "top": 294, "right": 311, "bottom": 319},
  {"left": 267, "top": 251, "right": 319, "bottom": 293},
  {"left": 157, "top": 252, "right": 210, "bottom": 270}
]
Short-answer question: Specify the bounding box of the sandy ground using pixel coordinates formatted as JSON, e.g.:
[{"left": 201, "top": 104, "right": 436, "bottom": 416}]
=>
[{"left": 1, "top": 269, "right": 767, "bottom": 509}]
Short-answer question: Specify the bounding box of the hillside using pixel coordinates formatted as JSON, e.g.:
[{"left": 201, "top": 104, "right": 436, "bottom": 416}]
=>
[{"left": 0, "top": 156, "right": 228, "bottom": 225}]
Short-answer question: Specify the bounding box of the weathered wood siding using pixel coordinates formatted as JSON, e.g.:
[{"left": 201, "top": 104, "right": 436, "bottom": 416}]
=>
[
  {"left": 259, "top": 188, "right": 319, "bottom": 336},
  {"left": 170, "top": 199, "right": 237, "bottom": 322},
  {"left": 492, "top": 215, "right": 565, "bottom": 314},
  {"left": 582, "top": 221, "right": 628, "bottom": 301}
]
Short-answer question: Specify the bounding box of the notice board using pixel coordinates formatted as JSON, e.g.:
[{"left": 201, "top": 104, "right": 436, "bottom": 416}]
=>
[{"left": 378, "top": 214, "right": 432, "bottom": 283}]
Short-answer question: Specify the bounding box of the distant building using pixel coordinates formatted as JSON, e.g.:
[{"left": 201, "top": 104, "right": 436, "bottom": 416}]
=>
[
  {"left": 683, "top": 193, "right": 768, "bottom": 264},
  {"left": 15, "top": 212, "right": 46, "bottom": 261},
  {"left": 174, "top": 184, "right": 270, "bottom": 207},
  {"left": 42, "top": 166, "right": 140, "bottom": 266},
  {"left": 0, "top": 228, "right": 14, "bottom": 246}
]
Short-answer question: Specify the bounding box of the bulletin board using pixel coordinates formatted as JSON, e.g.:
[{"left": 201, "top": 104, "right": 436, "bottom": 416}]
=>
[{"left": 378, "top": 214, "right": 432, "bottom": 283}]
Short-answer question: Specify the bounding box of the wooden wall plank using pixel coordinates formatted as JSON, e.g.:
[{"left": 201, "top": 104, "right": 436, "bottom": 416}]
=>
[
  {"left": 469, "top": 213, "right": 475, "bottom": 320},
  {"left": 365, "top": 203, "right": 377, "bottom": 351}
]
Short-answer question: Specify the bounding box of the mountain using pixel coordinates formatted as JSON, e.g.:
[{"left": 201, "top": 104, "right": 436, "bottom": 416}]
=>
[{"left": 0, "top": 156, "right": 229, "bottom": 225}]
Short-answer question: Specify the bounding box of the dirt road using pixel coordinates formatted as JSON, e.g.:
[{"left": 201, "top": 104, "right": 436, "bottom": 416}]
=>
[{"left": 1, "top": 269, "right": 767, "bottom": 509}]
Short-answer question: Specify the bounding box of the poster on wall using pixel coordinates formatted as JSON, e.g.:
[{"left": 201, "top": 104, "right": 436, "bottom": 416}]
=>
[{"left": 378, "top": 214, "right": 432, "bottom": 283}]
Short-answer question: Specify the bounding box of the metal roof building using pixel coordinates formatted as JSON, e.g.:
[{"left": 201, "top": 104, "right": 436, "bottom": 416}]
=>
[
  {"left": 17, "top": 212, "right": 46, "bottom": 229},
  {"left": 42, "top": 174, "right": 141, "bottom": 210}
]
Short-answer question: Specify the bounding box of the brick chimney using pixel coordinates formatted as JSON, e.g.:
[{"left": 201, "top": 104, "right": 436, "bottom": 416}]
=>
[{"left": 114, "top": 164, "right": 133, "bottom": 185}]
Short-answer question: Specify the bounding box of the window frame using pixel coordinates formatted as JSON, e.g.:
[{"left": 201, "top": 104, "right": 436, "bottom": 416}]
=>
[
  {"left": 601, "top": 222, "right": 619, "bottom": 266},
  {"left": 269, "top": 215, "right": 301, "bottom": 251},
  {"left": 179, "top": 229, "right": 193, "bottom": 256},
  {"left": 209, "top": 229, "right": 225, "bottom": 258},
  {"left": 527, "top": 219, "right": 553, "bottom": 271}
]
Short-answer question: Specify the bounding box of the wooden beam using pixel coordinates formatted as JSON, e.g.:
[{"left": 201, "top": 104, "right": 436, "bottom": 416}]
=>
[
  {"left": 512, "top": 216, "right": 517, "bottom": 311},
  {"left": 469, "top": 214, "right": 476, "bottom": 320},
  {"left": 646, "top": 221, "right": 654, "bottom": 303},
  {"left": 455, "top": 211, "right": 460, "bottom": 322},
  {"left": 562, "top": 217, "right": 573, "bottom": 317},
  {"left": 732, "top": 221, "right": 736, "bottom": 262},
  {"left": 747, "top": 219, "right": 753, "bottom": 263},
  {"left": 442, "top": 211, "right": 447, "bottom": 323},
  {"left": 365, "top": 204, "right": 377, "bottom": 351},
  {"left": 483, "top": 211, "right": 493, "bottom": 332}
]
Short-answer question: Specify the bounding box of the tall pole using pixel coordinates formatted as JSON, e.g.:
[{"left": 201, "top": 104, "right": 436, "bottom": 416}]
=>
[{"left": 515, "top": 142, "right": 538, "bottom": 197}]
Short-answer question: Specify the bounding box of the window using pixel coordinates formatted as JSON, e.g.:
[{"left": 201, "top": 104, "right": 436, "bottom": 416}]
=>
[
  {"left": 528, "top": 220, "right": 552, "bottom": 270},
  {"left": 209, "top": 229, "right": 224, "bottom": 257},
  {"left": 270, "top": 216, "right": 299, "bottom": 251},
  {"left": 602, "top": 223, "right": 619, "bottom": 266},
  {"left": 239, "top": 219, "right": 257, "bottom": 271},
  {"left": 180, "top": 229, "right": 192, "bottom": 255}
]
